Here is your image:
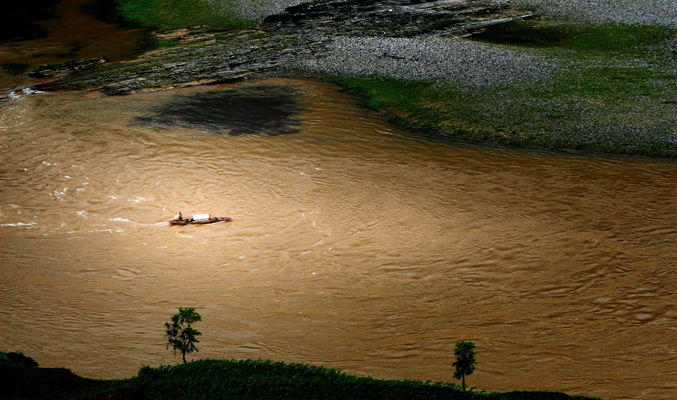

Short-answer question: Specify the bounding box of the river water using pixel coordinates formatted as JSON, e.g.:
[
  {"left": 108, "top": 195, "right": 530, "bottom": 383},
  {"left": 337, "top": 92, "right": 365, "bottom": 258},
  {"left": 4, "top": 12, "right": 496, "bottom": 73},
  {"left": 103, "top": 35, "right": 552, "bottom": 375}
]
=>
[{"left": 1, "top": 3, "right": 676, "bottom": 400}]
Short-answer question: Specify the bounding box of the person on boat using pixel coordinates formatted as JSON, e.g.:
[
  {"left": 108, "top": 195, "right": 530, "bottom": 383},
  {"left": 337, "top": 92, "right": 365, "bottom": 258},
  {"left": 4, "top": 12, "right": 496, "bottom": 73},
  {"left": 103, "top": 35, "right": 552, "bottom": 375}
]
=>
[{"left": 175, "top": 212, "right": 183, "bottom": 221}]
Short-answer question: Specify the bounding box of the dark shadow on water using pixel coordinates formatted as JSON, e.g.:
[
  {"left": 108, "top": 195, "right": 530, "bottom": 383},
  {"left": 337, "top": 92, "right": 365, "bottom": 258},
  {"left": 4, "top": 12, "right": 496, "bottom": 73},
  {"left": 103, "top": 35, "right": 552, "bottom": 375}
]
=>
[
  {"left": 0, "top": 0, "right": 61, "bottom": 42},
  {"left": 131, "top": 86, "right": 305, "bottom": 136},
  {"left": 1, "top": 63, "right": 31, "bottom": 76}
]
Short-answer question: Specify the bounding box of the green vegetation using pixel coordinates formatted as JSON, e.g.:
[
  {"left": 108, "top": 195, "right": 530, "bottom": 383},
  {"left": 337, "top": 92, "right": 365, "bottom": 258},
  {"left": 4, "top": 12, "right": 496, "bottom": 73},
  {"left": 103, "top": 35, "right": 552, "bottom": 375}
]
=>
[
  {"left": 0, "top": 352, "right": 131, "bottom": 400},
  {"left": 113, "top": 0, "right": 256, "bottom": 31},
  {"left": 165, "top": 307, "right": 202, "bottom": 364},
  {"left": 336, "top": 21, "right": 676, "bottom": 156},
  {"left": 453, "top": 341, "right": 477, "bottom": 392},
  {"left": 1, "top": 363, "right": 107, "bottom": 400},
  {"left": 1, "top": 356, "right": 603, "bottom": 400},
  {"left": 137, "top": 359, "right": 470, "bottom": 400},
  {"left": 1, "top": 351, "right": 39, "bottom": 368},
  {"left": 471, "top": 20, "right": 675, "bottom": 55},
  {"left": 339, "top": 76, "right": 676, "bottom": 156}
]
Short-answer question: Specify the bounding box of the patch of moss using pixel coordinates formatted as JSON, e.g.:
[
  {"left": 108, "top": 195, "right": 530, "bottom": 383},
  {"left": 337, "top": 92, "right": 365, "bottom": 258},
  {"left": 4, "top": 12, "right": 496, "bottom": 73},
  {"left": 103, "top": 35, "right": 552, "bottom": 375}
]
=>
[
  {"left": 471, "top": 19, "right": 676, "bottom": 56},
  {"left": 113, "top": 0, "right": 257, "bottom": 31},
  {"left": 156, "top": 37, "right": 182, "bottom": 48}
]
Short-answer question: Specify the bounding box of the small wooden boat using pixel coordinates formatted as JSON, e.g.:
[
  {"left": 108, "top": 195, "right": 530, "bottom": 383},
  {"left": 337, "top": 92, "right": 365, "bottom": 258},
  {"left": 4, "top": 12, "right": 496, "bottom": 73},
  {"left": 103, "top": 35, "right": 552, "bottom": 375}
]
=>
[{"left": 169, "top": 214, "right": 232, "bottom": 226}]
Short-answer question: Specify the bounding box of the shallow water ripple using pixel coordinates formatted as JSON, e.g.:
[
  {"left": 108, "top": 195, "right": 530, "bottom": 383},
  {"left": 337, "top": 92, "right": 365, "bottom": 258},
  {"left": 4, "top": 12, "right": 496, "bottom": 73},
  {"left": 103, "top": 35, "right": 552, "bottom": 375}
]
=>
[{"left": 1, "top": 79, "right": 675, "bottom": 400}]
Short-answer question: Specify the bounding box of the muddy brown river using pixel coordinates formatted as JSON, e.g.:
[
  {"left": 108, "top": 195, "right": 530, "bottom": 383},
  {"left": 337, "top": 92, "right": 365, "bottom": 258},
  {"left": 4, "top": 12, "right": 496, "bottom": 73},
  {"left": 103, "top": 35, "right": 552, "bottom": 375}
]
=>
[{"left": 1, "top": 2, "right": 676, "bottom": 400}]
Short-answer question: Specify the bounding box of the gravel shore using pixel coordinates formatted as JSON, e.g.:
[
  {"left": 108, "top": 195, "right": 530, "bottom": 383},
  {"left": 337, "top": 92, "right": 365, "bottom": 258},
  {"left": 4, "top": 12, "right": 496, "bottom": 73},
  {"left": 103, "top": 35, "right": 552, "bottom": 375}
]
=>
[
  {"left": 514, "top": 0, "right": 677, "bottom": 27},
  {"left": 213, "top": 0, "right": 307, "bottom": 22},
  {"left": 291, "top": 36, "right": 558, "bottom": 89},
  {"left": 248, "top": 0, "right": 675, "bottom": 155},
  {"left": 239, "top": 0, "right": 675, "bottom": 87}
]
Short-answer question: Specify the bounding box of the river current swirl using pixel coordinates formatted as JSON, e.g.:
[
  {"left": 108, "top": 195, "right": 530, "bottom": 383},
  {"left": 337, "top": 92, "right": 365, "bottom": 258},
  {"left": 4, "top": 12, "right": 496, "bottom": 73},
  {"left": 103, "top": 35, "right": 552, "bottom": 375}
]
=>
[{"left": 1, "top": 78, "right": 675, "bottom": 400}]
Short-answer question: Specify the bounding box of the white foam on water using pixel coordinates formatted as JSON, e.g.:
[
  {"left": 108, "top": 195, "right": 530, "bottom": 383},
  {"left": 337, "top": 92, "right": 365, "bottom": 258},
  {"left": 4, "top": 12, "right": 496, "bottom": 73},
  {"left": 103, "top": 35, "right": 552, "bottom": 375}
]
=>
[
  {"left": 8, "top": 88, "right": 45, "bottom": 100},
  {"left": 1, "top": 222, "right": 37, "bottom": 227}
]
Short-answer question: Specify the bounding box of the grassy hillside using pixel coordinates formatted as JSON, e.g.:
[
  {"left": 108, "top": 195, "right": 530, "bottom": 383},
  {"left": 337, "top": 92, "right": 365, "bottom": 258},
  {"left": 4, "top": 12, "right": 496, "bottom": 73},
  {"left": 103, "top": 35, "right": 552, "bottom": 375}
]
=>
[{"left": 1, "top": 357, "right": 602, "bottom": 400}]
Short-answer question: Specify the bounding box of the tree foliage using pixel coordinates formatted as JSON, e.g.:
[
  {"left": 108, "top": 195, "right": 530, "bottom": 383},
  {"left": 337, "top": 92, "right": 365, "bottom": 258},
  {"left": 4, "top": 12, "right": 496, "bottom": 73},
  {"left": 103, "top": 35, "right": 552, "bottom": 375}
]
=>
[
  {"left": 452, "top": 341, "right": 476, "bottom": 391},
  {"left": 165, "top": 307, "right": 202, "bottom": 364}
]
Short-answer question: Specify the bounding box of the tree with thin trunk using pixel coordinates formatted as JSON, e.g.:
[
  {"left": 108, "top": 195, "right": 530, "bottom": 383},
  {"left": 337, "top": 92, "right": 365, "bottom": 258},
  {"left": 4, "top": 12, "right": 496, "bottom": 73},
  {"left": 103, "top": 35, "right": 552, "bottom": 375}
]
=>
[
  {"left": 452, "top": 340, "right": 476, "bottom": 391},
  {"left": 165, "top": 307, "right": 202, "bottom": 364}
]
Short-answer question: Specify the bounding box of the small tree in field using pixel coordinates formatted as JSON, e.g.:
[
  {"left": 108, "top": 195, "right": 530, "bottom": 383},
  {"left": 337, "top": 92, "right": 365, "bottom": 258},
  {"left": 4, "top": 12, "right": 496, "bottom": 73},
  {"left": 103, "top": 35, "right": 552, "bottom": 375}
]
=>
[
  {"left": 452, "top": 340, "right": 476, "bottom": 391},
  {"left": 165, "top": 307, "right": 202, "bottom": 364}
]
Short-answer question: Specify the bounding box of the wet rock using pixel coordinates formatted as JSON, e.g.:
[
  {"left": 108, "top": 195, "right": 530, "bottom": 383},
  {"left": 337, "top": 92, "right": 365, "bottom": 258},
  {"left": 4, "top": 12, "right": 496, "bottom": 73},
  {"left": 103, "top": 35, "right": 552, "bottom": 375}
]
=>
[
  {"left": 262, "top": 0, "right": 532, "bottom": 37},
  {"left": 29, "top": 57, "right": 109, "bottom": 78}
]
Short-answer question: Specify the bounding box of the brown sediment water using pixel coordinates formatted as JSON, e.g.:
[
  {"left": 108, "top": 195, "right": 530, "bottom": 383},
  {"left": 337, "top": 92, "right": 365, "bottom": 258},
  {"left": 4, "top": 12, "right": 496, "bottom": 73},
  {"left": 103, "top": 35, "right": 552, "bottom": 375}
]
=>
[
  {"left": 1, "top": 2, "right": 676, "bottom": 400},
  {"left": 0, "top": 0, "right": 148, "bottom": 99},
  {"left": 1, "top": 78, "right": 675, "bottom": 400}
]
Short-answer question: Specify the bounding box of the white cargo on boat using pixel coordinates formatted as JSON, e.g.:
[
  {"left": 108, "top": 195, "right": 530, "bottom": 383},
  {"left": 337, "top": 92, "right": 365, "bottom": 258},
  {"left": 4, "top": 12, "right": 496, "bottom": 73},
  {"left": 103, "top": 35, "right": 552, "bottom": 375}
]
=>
[{"left": 192, "top": 214, "right": 210, "bottom": 221}]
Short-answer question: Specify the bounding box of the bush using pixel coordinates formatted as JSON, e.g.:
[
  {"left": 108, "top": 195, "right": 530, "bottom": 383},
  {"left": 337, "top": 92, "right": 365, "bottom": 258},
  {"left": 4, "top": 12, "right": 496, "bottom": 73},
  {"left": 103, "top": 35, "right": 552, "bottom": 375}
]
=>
[
  {"left": 136, "top": 359, "right": 475, "bottom": 400},
  {"left": 0, "top": 352, "right": 39, "bottom": 368}
]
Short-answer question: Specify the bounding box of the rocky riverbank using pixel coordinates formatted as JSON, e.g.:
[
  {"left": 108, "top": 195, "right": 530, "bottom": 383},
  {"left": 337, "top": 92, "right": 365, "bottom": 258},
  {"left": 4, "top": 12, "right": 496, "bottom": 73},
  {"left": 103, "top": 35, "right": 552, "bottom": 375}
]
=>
[
  {"left": 30, "top": 0, "right": 533, "bottom": 95},
  {"left": 22, "top": 0, "right": 676, "bottom": 157}
]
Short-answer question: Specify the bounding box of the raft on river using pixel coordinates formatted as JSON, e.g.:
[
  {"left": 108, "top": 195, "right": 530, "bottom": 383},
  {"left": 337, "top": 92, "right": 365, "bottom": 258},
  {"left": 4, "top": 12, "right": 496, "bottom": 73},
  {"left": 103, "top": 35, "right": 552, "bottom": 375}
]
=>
[{"left": 169, "top": 213, "right": 232, "bottom": 225}]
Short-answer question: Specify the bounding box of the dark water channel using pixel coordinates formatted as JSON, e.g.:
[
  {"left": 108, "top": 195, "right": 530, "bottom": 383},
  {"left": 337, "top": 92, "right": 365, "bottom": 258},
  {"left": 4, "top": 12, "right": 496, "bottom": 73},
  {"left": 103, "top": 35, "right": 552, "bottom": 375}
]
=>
[
  {"left": 1, "top": 3, "right": 676, "bottom": 400},
  {"left": 0, "top": 0, "right": 148, "bottom": 105}
]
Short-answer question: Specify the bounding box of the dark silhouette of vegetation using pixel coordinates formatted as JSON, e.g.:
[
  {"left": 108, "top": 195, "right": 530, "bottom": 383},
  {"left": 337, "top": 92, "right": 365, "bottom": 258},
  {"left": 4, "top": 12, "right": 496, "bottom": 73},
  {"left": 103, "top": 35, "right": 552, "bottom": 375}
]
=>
[
  {"left": 0, "top": 351, "right": 39, "bottom": 368},
  {"left": 1, "top": 353, "right": 603, "bottom": 400},
  {"left": 165, "top": 307, "right": 202, "bottom": 364},
  {"left": 453, "top": 341, "right": 477, "bottom": 391},
  {"left": 0, "top": 360, "right": 113, "bottom": 400}
]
